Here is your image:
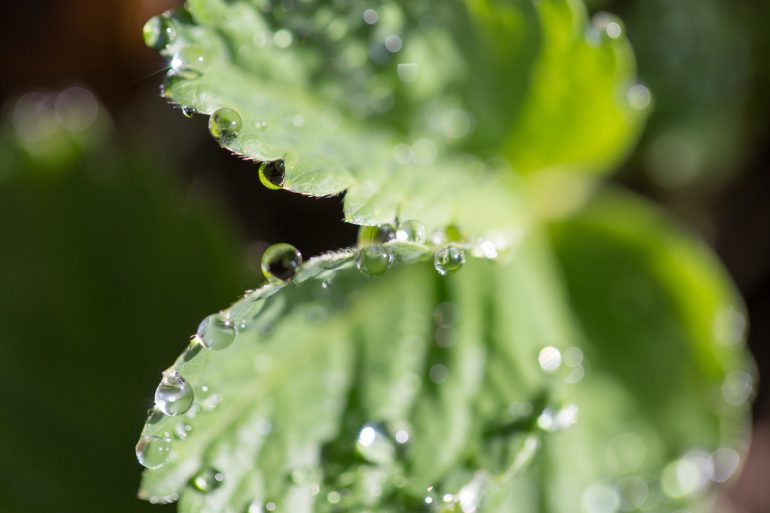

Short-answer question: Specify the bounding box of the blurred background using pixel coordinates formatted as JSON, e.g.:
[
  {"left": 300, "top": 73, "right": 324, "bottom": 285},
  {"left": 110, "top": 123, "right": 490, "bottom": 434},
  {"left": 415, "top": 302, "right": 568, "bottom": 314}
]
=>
[{"left": 0, "top": 0, "right": 767, "bottom": 512}]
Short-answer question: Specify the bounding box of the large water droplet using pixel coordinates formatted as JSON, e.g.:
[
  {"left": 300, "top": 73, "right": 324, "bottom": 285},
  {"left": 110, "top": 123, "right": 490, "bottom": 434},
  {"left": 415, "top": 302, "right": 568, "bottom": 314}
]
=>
[
  {"left": 356, "top": 423, "right": 395, "bottom": 465},
  {"left": 143, "top": 15, "right": 176, "bottom": 50},
  {"left": 155, "top": 370, "right": 194, "bottom": 416},
  {"left": 259, "top": 160, "right": 286, "bottom": 190},
  {"left": 396, "top": 220, "right": 426, "bottom": 243},
  {"left": 358, "top": 224, "right": 396, "bottom": 246},
  {"left": 197, "top": 314, "right": 236, "bottom": 350},
  {"left": 193, "top": 468, "right": 225, "bottom": 493},
  {"left": 434, "top": 246, "right": 465, "bottom": 276},
  {"left": 208, "top": 108, "right": 242, "bottom": 144},
  {"left": 261, "top": 243, "right": 302, "bottom": 281},
  {"left": 136, "top": 435, "right": 170, "bottom": 469},
  {"left": 356, "top": 245, "right": 394, "bottom": 277}
]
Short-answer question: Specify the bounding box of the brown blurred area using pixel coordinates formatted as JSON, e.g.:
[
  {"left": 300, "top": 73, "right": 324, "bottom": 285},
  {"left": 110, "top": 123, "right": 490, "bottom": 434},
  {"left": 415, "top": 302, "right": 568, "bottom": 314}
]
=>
[{"left": 0, "top": 0, "right": 768, "bottom": 512}]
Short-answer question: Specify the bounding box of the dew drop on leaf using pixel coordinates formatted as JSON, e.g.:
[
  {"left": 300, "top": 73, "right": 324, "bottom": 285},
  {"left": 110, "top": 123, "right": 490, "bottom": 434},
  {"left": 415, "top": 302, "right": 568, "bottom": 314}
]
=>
[
  {"left": 192, "top": 468, "right": 225, "bottom": 493},
  {"left": 258, "top": 160, "right": 286, "bottom": 190},
  {"left": 434, "top": 246, "right": 465, "bottom": 276},
  {"left": 358, "top": 224, "right": 396, "bottom": 246},
  {"left": 135, "top": 435, "right": 170, "bottom": 469},
  {"left": 208, "top": 108, "right": 242, "bottom": 144},
  {"left": 143, "top": 15, "right": 176, "bottom": 50},
  {"left": 181, "top": 106, "right": 197, "bottom": 118},
  {"left": 155, "top": 370, "right": 195, "bottom": 416},
  {"left": 356, "top": 245, "right": 394, "bottom": 277},
  {"left": 395, "top": 220, "right": 426, "bottom": 243},
  {"left": 197, "top": 313, "right": 236, "bottom": 350},
  {"left": 261, "top": 243, "right": 302, "bottom": 281}
]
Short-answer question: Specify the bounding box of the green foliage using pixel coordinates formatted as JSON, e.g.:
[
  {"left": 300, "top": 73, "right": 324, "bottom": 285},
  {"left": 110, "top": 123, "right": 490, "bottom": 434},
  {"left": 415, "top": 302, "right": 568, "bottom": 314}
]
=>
[
  {"left": 136, "top": 1, "right": 752, "bottom": 513},
  {"left": 153, "top": 0, "right": 646, "bottom": 231},
  {"left": 0, "top": 100, "right": 248, "bottom": 513}
]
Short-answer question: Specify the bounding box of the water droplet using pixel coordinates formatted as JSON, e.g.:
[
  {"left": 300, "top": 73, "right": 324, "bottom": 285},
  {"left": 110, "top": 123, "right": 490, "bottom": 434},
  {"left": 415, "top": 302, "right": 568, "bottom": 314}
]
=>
[
  {"left": 143, "top": 15, "right": 176, "bottom": 50},
  {"left": 395, "top": 220, "right": 426, "bottom": 243},
  {"left": 661, "top": 455, "right": 710, "bottom": 498},
  {"left": 358, "top": 224, "right": 397, "bottom": 246},
  {"left": 182, "top": 106, "right": 197, "bottom": 118},
  {"left": 155, "top": 370, "right": 194, "bottom": 416},
  {"left": 385, "top": 34, "right": 403, "bottom": 53},
  {"left": 563, "top": 347, "right": 584, "bottom": 367},
  {"left": 589, "top": 12, "right": 624, "bottom": 44},
  {"left": 626, "top": 83, "right": 652, "bottom": 111},
  {"left": 711, "top": 447, "right": 740, "bottom": 483},
  {"left": 261, "top": 243, "right": 302, "bottom": 281},
  {"left": 273, "top": 29, "right": 293, "bottom": 48},
  {"left": 394, "top": 428, "right": 410, "bottom": 444},
  {"left": 356, "top": 245, "right": 394, "bottom": 277},
  {"left": 136, "top": 435, "right": 170, "bottom": 469},
  {"left": 429, "top": 364, "right": 449, "bottom": 384},
  {"left": 538, "top": 346, "right": 562, "bottom": 373},
  {"left": 171, "top": 45, "right": 209, "bottom": 78},
  {"left": 208, "top": 108, "right": 242, "bottom": 144},
  {"left": 363, "top": 8, "right": 378, "bottom": 25},
  {"left": 174, "top": 422, "right": 193, "bottom": 440},
  {"left": 197, "top": 313, "right": 236, "bottom": 350},
  {"left": 326, "top": 490, "right": 342, "bottom": 504},
  {"left": 434, "top": 246, "right": 465, "bottom": 276},
  {"left": 722, "top": 371, "right": 753, "bottom": 405},
  {"left": 259, "top": 160, "right": 285, "bottom": 190},
  {"left": 356, "top": 424, "right": 395, "bottom": 465},
  {"left": 193, "top": 468, "right": 225, "bottom": 493}
]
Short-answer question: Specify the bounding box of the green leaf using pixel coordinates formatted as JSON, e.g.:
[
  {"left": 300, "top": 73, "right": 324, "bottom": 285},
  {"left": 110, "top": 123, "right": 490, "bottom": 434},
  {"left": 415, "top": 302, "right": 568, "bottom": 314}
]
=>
[
  {"left": 543, "top": 189, "right": 752, "bottom": 512},
  {"left": 148, "top": 0, "right": 646, "bottom": 233},
  {"left": 137, "top": 195, "right": 750, "bottom": 512}
]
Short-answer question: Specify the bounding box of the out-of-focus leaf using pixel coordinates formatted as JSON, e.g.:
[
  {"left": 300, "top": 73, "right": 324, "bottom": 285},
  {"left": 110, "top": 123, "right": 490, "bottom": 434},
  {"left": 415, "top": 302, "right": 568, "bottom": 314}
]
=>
[
  {"left": 544, "top": 189, "right": 752, "bottom": 512},
  {"left": 0, "top": 98, "right": 248, "bottom": 513}
]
